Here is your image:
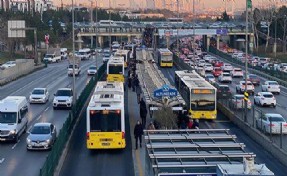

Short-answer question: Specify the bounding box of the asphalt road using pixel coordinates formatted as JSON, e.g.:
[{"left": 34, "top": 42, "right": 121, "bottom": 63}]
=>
[
  {"left": 159, "top": 63, "right": 287, "bottom": 175},
  {"left": 0, "top": 55, "right": 102, "bottom": 176},
  {"left": 59, "top": 71, "right": 134, "bottom": 176}
]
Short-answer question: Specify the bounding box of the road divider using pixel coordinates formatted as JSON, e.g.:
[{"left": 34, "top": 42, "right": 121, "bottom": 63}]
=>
[{"left": 39, "top": 63, "right": 106, "bottom": 176}]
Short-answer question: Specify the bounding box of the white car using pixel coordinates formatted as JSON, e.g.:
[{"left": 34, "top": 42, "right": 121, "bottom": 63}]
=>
[
  {"left": 204, "top": 63, "right": 213, "bottom": 72},
  {"left": 1, "top": 61, "right": 16, "bottom": 69},
  {"left": 29, "top": 88, "right": 49, "bottom": 104},
  {"left": 197, "top": 60, "right": 206, "bottom": 67},
  {"left": 254, "top": 92, "right": 276, "bottom": 107},
  {"left": 229, "top": 94, "right": 252, "bottom": 110},
  {"left": 236, "top": 81, "right": 255, "bottom": 95},
  {"left": 221, "top": 63, "right": 233, "bottom": 72},
  {"left": 87, "top": 66, "right": 97, "bottom": 75},
  {"left": 256, "top": 113, "right": 287, "bottom": 134},
  {"left": 218, "top": 72, "right": 232, "bottom": 83},
  {"left": 53, "top": 88, "right": 73, "bottom": 109},
  {"left": 261, "top": 81, "right": 280, "bottom": 94},
  {"left": 231, "top": 68, "right": 243, "bottom": 77},
  {"left": 103, "top": 53, "right": 111, "bottom": 62},
  {"left": 205, "top": 74, "right": 215, "bottom": 84}
]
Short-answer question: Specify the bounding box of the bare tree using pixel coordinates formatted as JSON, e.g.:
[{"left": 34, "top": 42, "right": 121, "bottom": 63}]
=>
[
  {"left": 260, "top": 7, "right": 276, "bottom": 52},
  {"left": 153, "top": 106, "right": 178, "bottom": 129},
  {"left": 278, "top": 7, "right": 287, "bottom": 53},
  {"left": 252, "top": 8, "right": 263, "bottom": 51}
]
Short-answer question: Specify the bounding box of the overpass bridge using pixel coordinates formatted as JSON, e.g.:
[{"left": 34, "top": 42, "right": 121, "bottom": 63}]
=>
[{"left": 75, "top": 24, "right": 254, "bottom": 51}]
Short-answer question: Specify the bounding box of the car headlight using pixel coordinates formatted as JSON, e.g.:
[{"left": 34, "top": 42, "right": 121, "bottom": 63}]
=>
[
  {"left": 27, "top": 138, "right": 31, "bottom": 143},
  {"left": 10, "top": 130, "right": 16, "bottom": 135},
  {"left": 46, "top": 139, "right": 50, "bottom": 143}
]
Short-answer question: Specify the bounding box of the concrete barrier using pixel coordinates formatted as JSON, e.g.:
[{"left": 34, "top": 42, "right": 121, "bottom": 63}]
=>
[
  {"left": 218, "top": 102, "right": 287, "bottom": 167},
  {"left": 0, "top": 59, "right": 44, "bottom": 85}
]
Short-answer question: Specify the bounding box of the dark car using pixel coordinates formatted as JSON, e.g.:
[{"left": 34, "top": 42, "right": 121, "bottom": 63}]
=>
[
  {"left": 245, "top": 74, "right": 260, "bottom": 86},
  {"left": 214, "top": 83, "right": 232, "bottom": 99}
]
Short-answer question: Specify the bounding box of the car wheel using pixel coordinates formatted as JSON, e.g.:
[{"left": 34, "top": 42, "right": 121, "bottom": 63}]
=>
[
  {"left": 23, "top": 123, "right": 28, "bottom": 133},
  {"left": 53, "top": 106, "right": 57, "bottom": 110},
  {"left": 273, "top": 104, "right": 276, "bottom": 108},
  {"left": 14, "top": 134, "right": 19, "bottom": 143},
  {"left": 254, "top": 100, "right": 256, "bottom": 105},
  {"left": 263, "top": 126, "right": 267, "bottom": 134}
]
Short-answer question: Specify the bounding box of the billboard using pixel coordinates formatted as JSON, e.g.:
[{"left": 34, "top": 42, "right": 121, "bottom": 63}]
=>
[{"left": 8, "top": 20, "right": 26, "bottom": 38}]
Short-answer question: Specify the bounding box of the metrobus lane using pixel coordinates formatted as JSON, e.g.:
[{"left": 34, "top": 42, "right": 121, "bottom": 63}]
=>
[
  {"left": 59, "top": 79, "right": 133, "bottom": 175},
  {"left": 0, "top": 58, "right": 101, "bottom": 176},
  {"left": 203, "top": 112, "right": 287, "bottom": 176}
]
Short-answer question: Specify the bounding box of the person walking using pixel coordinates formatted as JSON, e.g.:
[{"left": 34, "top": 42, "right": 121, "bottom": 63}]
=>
[
  {"left": 139, "top": 98, "right": 148, "bottom": 128},
  {"left": 134, "top": 120, "right": 144, "bottom": 150},
  {"left": 187, "top": 119, "right": 194, "bottom": 129},
  {"left": 147, "top": 121, "right": 155, "bottom": 131},
  {"left": 136, "top": 86, "right": 142, "bottom": 104}
]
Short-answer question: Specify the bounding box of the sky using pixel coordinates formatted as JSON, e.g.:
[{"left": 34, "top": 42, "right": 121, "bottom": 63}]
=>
[{"left": 57, "top": 0, "right": 286, "bottom": 10}]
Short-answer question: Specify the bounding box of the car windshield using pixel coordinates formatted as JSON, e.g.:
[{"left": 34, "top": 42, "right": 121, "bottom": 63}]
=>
[
  {"left": 89, "top": 66, "right": 97, "bottom": 70},
  {"left": 249, "top": 75, "right": 257, "bottom": 79},
  {"left": 68, "top": 65, "right": 79, "bottom": 69},
  {"left": 268, "top": 116, "right": 285, "bottom": 122},
  {"left": 45, "top": 54, "right": 53, "bottom": 57},
  {"left": 206, "top": 75, "right": 214, "bottom": 78},
  {"left": 235, "top": 69, "right": 241, "bottom": 71},
  {"left": 223, "top": 73, "right": 230, "bottom": 76},
  {"left": 56, "top": 90, "right": 72, "bottom": 96},
  {"left": 263, "top": 94, "right": 273, "bottom": 98},
  {"left": 235, "top": 96, "right": 244, "bottom": 100},
  {"left": 30, "top": 126, "right": 51, "bottom": 134},
  {"left": 0, "top": 112, "right": 17, "bottom": 124},
  {"left": 32, "top": 89, "right": 44, "bottom": 95},
  {"left": 269, "top": 82, "right": 278, "bottom": 85},
  {"left": 220, "top": 86, "right": 229, "bottom": 91}
]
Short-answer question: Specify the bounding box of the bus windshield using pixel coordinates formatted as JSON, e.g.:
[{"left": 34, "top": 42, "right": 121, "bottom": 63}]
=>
[
  {"left": 190, "top": 94, "right": 215, "bottom": 111},
  {"left": 0, "top": 112, "right": 17, "bottom": 124},
  {"left": 109, "top": 65, "right": 123, "bottom": 74},
  {"left": 161, "top": 55, "right": 172, "bottom": 63},
  {"left": 90, "top": 110, "right": 121, "bottom": 132}
]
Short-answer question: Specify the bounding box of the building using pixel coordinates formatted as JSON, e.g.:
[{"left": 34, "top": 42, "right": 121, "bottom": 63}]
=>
[{"left": 0, "top": 0, "right": 54, "bottom": 13}]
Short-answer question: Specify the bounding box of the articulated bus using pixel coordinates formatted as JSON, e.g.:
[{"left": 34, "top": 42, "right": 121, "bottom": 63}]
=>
[
  {"left": 114, "top": 49, "right": 130, "bottom": 68},
  {"left": 106, "top": 56, "right": 125, "bottom": 82},
  {"left": 156, "top": 48, "right": 173, "bottom": 67},
  {"left": 174, "top": 70, "right": 217, "bottom": 120},
  {"left": 86, "top": 81, "right": 125, "bottom": 149}
]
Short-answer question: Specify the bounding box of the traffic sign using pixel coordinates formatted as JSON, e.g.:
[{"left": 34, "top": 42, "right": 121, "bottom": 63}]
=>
[
  {"left": 216, "top": 29, "right": 228, "bottom": 35},
  {"left": 244, "top": 92, "right": 249, "bottom": 101},
  {"left": 154, "top": 84, "right": 177, "bottom": 98}
]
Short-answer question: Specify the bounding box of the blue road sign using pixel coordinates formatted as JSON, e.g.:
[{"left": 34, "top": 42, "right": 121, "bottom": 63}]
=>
[
  {"left": 154, "top": 85, "right": 178, "bottom": 98},
  {"left": 216, "top": 29, "right": 228, "bottom": 35}
]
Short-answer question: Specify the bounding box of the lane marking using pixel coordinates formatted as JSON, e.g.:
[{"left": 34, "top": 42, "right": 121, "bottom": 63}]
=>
[
  {"left": 44, "top": 107, "right": 49, "bottom": 112},
  {"left": 214, "top": 120, "right": 231, "bottom": 123},
  {"left": 135, "top": 150, "right": 143, "bottom": 176},
  {"left": 0, "top": 158, "right": 5, "bottom": 164},
  {"left": 12, "top": 140, "right": 20, "bottom": 150},
  {"left": 37, "top": 115, "right": 42, "bottom": 121}
]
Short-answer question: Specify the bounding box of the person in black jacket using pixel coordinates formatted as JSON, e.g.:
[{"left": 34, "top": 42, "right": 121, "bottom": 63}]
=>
[
  {"left": 134, "top": 120, "right": 144, "bottom": 149},
  {"left": 139, "top": 98, "right": 148, "bottom": 128}
]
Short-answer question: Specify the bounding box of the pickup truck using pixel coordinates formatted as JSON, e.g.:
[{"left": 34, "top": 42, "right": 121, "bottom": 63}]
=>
[{"left": 43, "top": 48, "right": 62, "bottom": 63}]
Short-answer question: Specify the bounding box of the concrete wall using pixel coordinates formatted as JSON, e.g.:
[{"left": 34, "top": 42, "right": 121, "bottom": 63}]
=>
[
  {"left": 0, "top": 59, "right": 37, "bottom": 85},
  {"left": 218, "top": 102, "right": 287, "bottom": 167}
]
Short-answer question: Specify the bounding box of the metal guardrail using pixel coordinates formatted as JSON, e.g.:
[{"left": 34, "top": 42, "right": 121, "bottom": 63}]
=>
[
  {"left": 39, "top": 63, "right": 106, "bottom": 176},
  {"left": 209, "top": 47, "right": 287, "bottom": 87}
]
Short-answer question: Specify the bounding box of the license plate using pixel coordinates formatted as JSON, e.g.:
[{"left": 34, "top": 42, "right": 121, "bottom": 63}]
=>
[
  {"left": 0, "top": 138, "right": 6, "bottom": 141},
  {"left": 102, "top": 142, "right": 110, "bottom": 146}
]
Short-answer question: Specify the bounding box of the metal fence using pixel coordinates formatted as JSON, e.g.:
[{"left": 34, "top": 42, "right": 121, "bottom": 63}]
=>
[
  {"left": 209, "top": 47, "right": 287, "bottom": 87},
  {"left": 218, "top": 98, "right": 286, "bottom": 152},
  {"left": 39, "top": 63, "right": 106, "bottom": 176}
]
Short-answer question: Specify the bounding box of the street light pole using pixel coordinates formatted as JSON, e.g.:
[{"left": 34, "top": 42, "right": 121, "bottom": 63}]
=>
[
  {"left": 118, "top": 4, "right": 125, "bottom": 45},
  {"left": 95, "top": 0, "right": 98, "bottom": 79},
  {"left": 176, "top": 0, "right": 179, "bottom": 52},
  {"left": 72, "top": 0, "right": 76, "bottom": 102},
  {"left": 244, "top": 0, "right": 249, "bottom": 122},
  {"left": 89, "top": 0, "right": 93, "bottom": 48},
  {"left": 192, "top": 0, "right": 195, "bottom": 70},
  {"left": 109, "top": 0, "right": 112, "bottom": 51}
]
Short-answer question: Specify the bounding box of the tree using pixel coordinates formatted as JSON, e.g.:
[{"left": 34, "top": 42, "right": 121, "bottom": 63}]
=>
[
  {"left": 221, "top": 11, "right": 230, "bottom": 22},
  {"left": 252, "top": 8, "right": 263, "bottom": 51},
  {"left": 260, "top": 8, "right": 276, "bottom": 52},
  {"left": 153, "top": 105, "right": 177, "bottom": 129},
  {"left": 278, "top": 6, "right": 287, "bottom": 53}
]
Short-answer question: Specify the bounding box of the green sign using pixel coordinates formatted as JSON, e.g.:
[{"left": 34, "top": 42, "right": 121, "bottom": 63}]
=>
[{"left": 247, "top": 0, "right": 252, "bottom": 9}]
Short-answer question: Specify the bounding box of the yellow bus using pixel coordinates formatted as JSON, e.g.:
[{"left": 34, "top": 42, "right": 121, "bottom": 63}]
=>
[
  {"left": 114, "top": 49, "right": 129, "bottom": 68},
  {"left": 157, "top": 48, "right": 173, "bottom": 67},
  {"left": 174, "top": 70, "right": 217, "bottom": 120},
  {"left": 106, "top": 56, "right": 125, "bottom": 82},
  {"left": 86, "top": 81, "right": 125, "bottom": 149}
]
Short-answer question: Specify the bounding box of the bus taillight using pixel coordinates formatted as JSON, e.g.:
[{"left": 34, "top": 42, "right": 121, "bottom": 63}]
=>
[
  {"left": 86, "top": 132, "right": 90, "bottom": 140},
  {"left": 122, "top": 132, "right": 125, "bottom": 139}
]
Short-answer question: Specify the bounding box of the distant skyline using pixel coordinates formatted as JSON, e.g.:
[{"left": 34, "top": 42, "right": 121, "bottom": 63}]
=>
[{"left": 57, "top": 0, "right": 287, "bottom": 10}]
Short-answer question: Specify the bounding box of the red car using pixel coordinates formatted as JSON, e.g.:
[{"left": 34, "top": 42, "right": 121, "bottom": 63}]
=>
[
  {"left": 212, "top": 67, "right": 223, "bottom": 77},
  {"left": 214, "top": 61, "right": 224, "bottom": 67}
]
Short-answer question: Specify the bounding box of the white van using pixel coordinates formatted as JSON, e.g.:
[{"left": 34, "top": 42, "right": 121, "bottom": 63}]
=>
[
  {"left": 78, "top": 48, "right": 91, "bottom": 60},
  {"left": 0, "top": 96, "right": 29, "bottom": 142}
]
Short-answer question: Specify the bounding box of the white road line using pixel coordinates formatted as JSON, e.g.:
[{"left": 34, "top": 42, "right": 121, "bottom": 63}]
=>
[
  {"left": 0, "top": 158, "right": 5, "bottom": 164},
  {"left": 44, "top": 107, "right": 49, "bottom": 112},
  {"left": 12, "top": 140, "right": 20, "bottom": 150},
  {"left": 37, "top": 115, "right": 42, "bottom": 121}
]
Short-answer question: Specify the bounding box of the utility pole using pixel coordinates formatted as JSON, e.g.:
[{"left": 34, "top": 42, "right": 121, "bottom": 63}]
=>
[
  {"left": 176, "top": 0, "right": 179, "bottom": 52},
  {"left": 192, "top": 0, "right": 196, "bottom": 70},
  {"left": 118, "top": 4, "right": 125, "bottom": 45},
  {"left": 109, "top": 0, "right": 112, "bottom": 51},
  {"left": 72, "top": 0, "right": 76, "bottom": 102},
  {"left": 95, "top": 0, "right": 98, "bottom": 79},
  {"left": 89, "top": 0, "right": 94, "bottom": 48}
]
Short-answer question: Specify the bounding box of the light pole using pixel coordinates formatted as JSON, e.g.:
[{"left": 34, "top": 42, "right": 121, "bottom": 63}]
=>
[
  {"left": 89, "top": 0, "right": 94, "bottom": 48},
  {"left": 72, "top": 0, "right": 76, "bottom": 102},
  {"left": 118, "top": 3, "right": 125, "bottom": 45},
  {"left": 192, "top": 0, "right": 195, "bottom": 70},
  {"left": 176, "top": 0, "right": 179, "bottom": 52},
  {"left": 95, "top": 0, "right": 98, "bottom": 79},
  {"left": 109, "top": 0, "right": 112, "bottom": 51}
]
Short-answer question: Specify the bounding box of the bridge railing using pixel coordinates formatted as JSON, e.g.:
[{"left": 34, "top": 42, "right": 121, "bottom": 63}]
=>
[
  {"left": 39, "top": 63, "right": 106, "bottom": 176},
  {"left": 76, "top": 27, "right": 144, "bottom": 34}
]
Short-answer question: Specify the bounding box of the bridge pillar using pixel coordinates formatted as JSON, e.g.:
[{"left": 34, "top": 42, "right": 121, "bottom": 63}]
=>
[
  {"left": 127, "top": 35, "right": 131, "bottom": 43},
  {"left": 166, "top": 36, "right": 170, "bottom": 49},
  {"left": 78, "top": 36, "right": 83, "bottom": 49},
  {"left": 250, "top": 34, "right": 254, "bottom": 53},
  {"left": 216, "top": 35, "right": 220, "bottom": 50},
  {"left": 207, "top": 35, "right": 211, "bottom": 52},
  {"left": 98, "top": 36, "right": 104, "bottom": 48}
]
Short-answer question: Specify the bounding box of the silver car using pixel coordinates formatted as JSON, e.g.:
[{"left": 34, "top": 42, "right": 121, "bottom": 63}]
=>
[
  {"left": 26, "top": 123, "right": 57, "bottom": 150},
  {"left": 29, "top": 88, "right": 49, "bottom": 104},
  {"left": 256, "top": 113, "right": 287, "bottom": 134}
]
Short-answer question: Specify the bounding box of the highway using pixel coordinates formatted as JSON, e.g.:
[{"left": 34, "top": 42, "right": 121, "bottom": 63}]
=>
[
  {"left": 0, "top": 56, "right": 102, "bottom": 176},
  {"left": 160, "top": 63, "right": 287, "bottom": 175}
]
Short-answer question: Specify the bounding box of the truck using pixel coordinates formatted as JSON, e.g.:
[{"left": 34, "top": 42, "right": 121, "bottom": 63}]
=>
[
  {"left": 67, "top": 54, "right": 81, "bottom": 76},
  {"left": 43, "top": 48, "right": 62, "bottom": 63}
]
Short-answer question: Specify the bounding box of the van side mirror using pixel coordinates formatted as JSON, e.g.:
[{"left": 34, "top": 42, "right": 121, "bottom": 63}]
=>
[
  {"left": 18, "top": 118, "right": 22, "bottom": 124},
  {"left": 54, "top": 93, "right": 56, "bottom": 96}
]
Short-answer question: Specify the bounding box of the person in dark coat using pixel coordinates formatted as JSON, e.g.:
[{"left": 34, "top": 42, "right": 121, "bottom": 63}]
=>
[
  {"left": 134, "top": 120, "right": 144, "bottom": 149},
  {"left": 128, "top": 76, "right": 132, "bottom": 89},
  {"left": 139, "top": 98, "right": 148, "bottom": 128},
  {"left": 136, "top": 86, "right": 142, "bottom": 104}
]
